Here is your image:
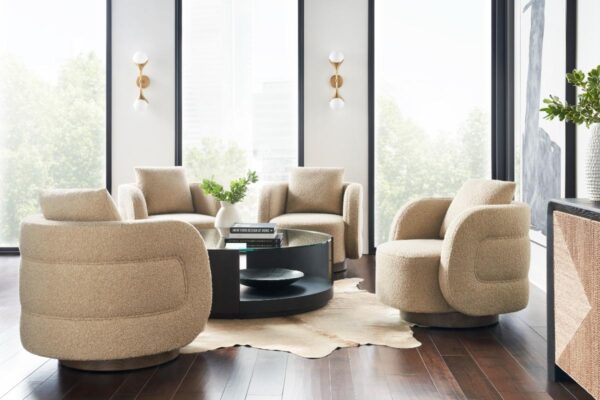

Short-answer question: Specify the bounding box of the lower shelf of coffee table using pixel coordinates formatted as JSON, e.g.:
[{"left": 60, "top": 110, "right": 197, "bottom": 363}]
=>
[{"left": 211, "top": 276, "right": 333, "bottom": 319}]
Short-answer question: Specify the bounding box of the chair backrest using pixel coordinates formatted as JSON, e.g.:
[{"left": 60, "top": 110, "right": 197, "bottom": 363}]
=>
[
  {"left": 40, "top": 188, "right": 122, "bottom": 222},
  {"left": 439, "top": 179, "right": 516, "bottom": 238},
  {"left": 135, "top": 167, "right": 194, "bottom": 215},
  {"left": 285, "top": 167, "right": 345, "bottom": 215}
]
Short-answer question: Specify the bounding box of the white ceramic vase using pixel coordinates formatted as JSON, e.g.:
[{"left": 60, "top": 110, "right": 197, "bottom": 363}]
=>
[
  {"left": 215, "top": 201, "right": 241, "bottom": 236},
  {"left": 586, "top": 124, "right": 600, "bottom": 201}
]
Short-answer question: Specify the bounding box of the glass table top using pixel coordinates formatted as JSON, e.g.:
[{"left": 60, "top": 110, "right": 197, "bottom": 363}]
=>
[{"left": 198, "top": 228, "right": 331, "bottom": 253}]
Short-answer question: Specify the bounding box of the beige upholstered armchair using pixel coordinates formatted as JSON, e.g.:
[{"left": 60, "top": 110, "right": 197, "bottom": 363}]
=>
[
  {"left": 119, "top": 166, "right": 219, "bottom": 229},
  {"left": 258, "top": 167, "right": 363, "bottom": 272},
  {"left": 19, "top": 189, "right": 212, "bottom": 371},
  {"left": 376, "top": 179, "right": 531, "bottom": 328}
]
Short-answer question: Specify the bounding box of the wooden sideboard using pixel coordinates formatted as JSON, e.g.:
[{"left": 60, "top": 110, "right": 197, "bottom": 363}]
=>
[{"left": 548, "top": 199, "right": 600, "bottom": 398}]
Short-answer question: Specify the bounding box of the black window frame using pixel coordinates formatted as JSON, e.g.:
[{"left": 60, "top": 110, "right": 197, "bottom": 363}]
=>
[
  {"left": 174, "top": 0, "right": 305, "bottom": 167},
  {"left": 0, "top": 0, "right": 112, "bottom": 256}
]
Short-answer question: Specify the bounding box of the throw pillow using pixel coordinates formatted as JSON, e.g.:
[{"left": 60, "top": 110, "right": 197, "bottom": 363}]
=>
[
  {"left": 439, "top": 179, "right": 516, "bottom": 238},
  {"left": 286, "top": 167, "right": 344, "bottom": 214},
  {"left": 135, "top": 167, "right": 194, "bottom": 215}
]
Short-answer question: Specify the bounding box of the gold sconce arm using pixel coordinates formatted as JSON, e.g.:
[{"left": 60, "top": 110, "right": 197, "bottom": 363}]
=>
[
  {"left": 136, "top": 62, "right": 150, "bottom": 100},
  {"left": 329, "top": 61, "right": 344, "bottom": 99}
]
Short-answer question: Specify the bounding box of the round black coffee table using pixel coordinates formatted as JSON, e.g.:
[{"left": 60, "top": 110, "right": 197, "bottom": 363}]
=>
[{"left": 198, "top": 228, "right": 333, "bottom": 319}]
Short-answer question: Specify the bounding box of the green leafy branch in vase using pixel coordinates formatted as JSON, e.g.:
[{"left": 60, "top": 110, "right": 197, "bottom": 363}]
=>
[
  {"left": 201, "top": 170, "right": 259, "bottom": 204},
  {"left": 541, "top": 65, "right": 600, "bottom": 127}
]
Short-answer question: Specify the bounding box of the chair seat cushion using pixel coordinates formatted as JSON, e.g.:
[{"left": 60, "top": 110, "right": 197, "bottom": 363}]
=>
[
  {"left": 148, "top": 213, "right": 215, "bottom": 230},
  {"left": 270, "top": 213, "right": 345, "bottom": 263},
  {"left": 376, "top": 239, "right": 453, "bottom": 314},
  {"left": 135, "top": 167, "right": 194, "bottom": 215}
]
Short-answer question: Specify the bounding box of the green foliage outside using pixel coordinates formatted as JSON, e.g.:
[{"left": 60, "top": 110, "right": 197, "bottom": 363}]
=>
[
  {"left": 0, "top": 53, "right": 105, "bottom": 246},
  {"left": 375, "top": 97, "right": 490, "bottom": 244},
  {"left": 183, "top": 138, "right": 248, "bottom": 184},
  {"left": 201, "top": 170, "right": 258, "bottom": 204},
  {"left": 542, "top": 66, "right": 600, "bottom": 127}
]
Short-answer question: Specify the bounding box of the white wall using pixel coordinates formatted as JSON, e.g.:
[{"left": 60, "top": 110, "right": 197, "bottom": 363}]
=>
[
  {"left": 112, "top": 0, "right": 175, "bottom": 192},
  {"left": 304, "top": 0, "right": 369, "bottom": 251}
]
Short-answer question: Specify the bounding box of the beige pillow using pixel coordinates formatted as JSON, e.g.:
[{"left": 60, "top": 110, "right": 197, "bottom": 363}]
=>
[
  {"left": 286, "top": 167, "right": 344, "bottom": 214},
  {"left": 40, "top": 188, "right": 121, "bottom": 222},
  {"left": 135, "top": 167, "right": 194, "bottom": 215},
  {"left": 440, "top": 179, "right": 516, "bottom": 238}
]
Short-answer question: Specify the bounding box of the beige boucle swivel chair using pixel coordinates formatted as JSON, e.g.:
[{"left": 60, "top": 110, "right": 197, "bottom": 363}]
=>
[
  {"left": 119, "top": 166, "right": 220, "bottom": 228},
  {"left": 376, "top": 179, "right": 531, "bottom": 328},
  {"left": 19, "top": 188, "right": 212, "bottom": 371},
  {"left": 258, "top": 167, "right": 363, "bottom": 273}
]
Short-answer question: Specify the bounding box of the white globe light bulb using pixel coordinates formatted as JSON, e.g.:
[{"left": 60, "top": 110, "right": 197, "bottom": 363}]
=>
[
  {"left": 329, "top": 97, "right": 345, "bottom": 110},
  {"left": 328, "top": 51, "right": 344, "bottom": 63},
  {"left": 133, "top": 98, "right": 149, "bottom": 112},
  {"left": 132, "top": 51, "right": 148, "bottom": 65}
]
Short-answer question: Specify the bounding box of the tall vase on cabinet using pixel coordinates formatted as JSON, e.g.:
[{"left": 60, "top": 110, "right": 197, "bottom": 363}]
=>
[{"left": 586, "top": 124, "right": 600, "bottom": 200}]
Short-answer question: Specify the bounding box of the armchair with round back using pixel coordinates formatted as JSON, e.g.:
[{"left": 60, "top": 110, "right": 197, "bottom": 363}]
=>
[
  {"left": 376, "top": 179, "right": 531, "bottom": 328},
  {"left": 19, "top": 188, "right": 212, "bottom": 371},
  {"left": 258, "top": 167, "right": 363, "bottom": 272},
  {"left": 118, "top": 166, "right": 220, "bottom": 229}
]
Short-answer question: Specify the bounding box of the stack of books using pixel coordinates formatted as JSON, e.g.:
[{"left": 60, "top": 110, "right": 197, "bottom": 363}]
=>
[{"left": 225, "top": 223, "right": 281, "bottom": 248}]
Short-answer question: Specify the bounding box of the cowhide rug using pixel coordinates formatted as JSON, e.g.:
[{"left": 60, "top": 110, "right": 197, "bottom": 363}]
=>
[{"left": 182, "top": 278, "right": 419, "bottom": 358}]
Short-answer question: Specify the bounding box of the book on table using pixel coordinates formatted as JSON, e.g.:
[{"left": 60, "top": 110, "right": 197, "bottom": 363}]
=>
[
  {"left": 229, "top": 223, "right": 276, "bottom": 234},
  {"left": 225, "top": 232, "right": 283, "bottom": 248},
  {"left": 227, "top": 223, "right": 278, "bottom": 239}
]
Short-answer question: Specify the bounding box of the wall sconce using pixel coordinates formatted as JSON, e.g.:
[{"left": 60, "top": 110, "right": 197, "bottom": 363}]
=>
[
  {"left": 329, "top": 51, "right": 344, "bottom": 110},
  {"left": 132, "top": 51, "right": 150, "bottom": 111}
]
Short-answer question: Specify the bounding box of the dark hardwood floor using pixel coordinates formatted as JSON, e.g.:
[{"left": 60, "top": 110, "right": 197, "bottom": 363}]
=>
[{"left": 0, "top": 255, "right": 593, "bottom": 400}]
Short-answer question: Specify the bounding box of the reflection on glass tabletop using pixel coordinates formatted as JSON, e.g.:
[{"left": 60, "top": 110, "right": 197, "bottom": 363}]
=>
[{"left": 197, "top": 228, "right": 331, "bottom": 253}]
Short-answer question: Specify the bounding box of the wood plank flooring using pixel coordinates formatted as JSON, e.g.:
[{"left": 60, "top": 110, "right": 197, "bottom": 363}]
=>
[{"left": 0, "top": 255, "right": 593, "bottom": 400}]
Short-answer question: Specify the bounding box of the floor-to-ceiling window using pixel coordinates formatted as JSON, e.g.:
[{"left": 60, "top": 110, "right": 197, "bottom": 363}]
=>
[
  {"left": 0, "top": 0, "right": 109, "bottom": 250},
  {"left": 373, "top": 0, "right": 492, "bottom": 246},
  {"left": 179, "top": 0, "right": 299, "bottom": 221},
  {"left": 514, "top": 0, "right": 567, "bottom": 238}
]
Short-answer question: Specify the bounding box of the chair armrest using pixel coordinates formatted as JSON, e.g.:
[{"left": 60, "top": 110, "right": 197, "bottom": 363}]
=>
[
  {"left": 439, "top": 202, "right": 531, "bottom": 316},
  {"left": 19, "top": 216, "right": 212, "bottom": 359},
  {"left": 342, "top": 182, "right": 363, "bottom": 258},
  {"left": 118, "top": 183, "right": 148, "bottom": 220},
  {"left": 389, "top": 198, "right": 452, "bottom": 241},
  {"left": 189, "top": 183, "right": 220, "bottom": 216},
  {"left": 257, "top": 182, "right": 288, "bottom": 223}
]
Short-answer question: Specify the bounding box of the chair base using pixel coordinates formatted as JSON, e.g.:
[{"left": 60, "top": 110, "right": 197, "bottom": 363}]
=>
[
  {"left": 401, "top": 311, "right": 499, "bottom": 328},
  {"left": 59, "top": 349, "right": 179, "bottom": 371},
  {"left": 333, "top": 260, "right": 347, "bottom": 273}
]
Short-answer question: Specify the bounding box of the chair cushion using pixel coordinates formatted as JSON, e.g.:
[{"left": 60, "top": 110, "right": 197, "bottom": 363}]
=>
[
  {"left": 286, "top": 167, "right": 344, "bottom": 215},
  {"left": 148, "top": 213, "right": 215, "bottom": 230},
  {"left": 376, "top": 239, "right": 453, "bottom": 314},
  {"left": 270, "top": 213, "right": 346, "bottom": 263},
  {"left": 439, "top": 179, "right": 516, "bottom": 238},
  {"left": 135, "top": 167, "right": 194, "bottom": 215},
  {"left": 40, "top": 189, "right": 121, "bottom": 222}
]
